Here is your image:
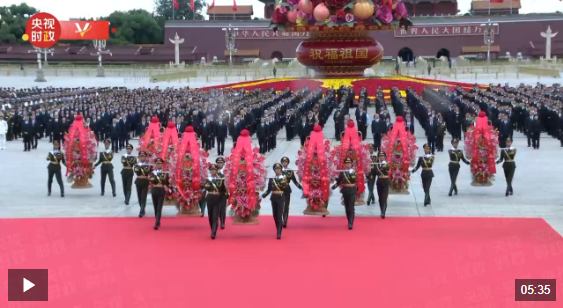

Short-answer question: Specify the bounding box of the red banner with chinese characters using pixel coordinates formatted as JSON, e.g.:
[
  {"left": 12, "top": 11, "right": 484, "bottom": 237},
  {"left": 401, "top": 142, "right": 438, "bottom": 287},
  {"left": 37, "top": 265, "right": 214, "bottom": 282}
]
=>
[
  {"left": 394, "top": 24, "right": 500, "bottom": 37},
  {"left": 60, "top": 21, "right": 110, "bottom": 40},
  {"left": 296, "top": 40, "right": 383, "bottom": 67}
]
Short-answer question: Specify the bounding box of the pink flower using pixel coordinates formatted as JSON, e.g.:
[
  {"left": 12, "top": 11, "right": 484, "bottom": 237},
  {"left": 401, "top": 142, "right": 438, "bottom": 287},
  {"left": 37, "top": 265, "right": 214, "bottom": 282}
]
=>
[
  {"left": 328, "top": 15, "right": 337, "bottom": 23},
  {"left": 279, "top": 5, "right": 288, "bottom": 14},
  {"left": 297, "top": 10, "right": 306, "bottom": 18},
  {"left": 345, "top": 13, "right": 354, "bottom": 23}
]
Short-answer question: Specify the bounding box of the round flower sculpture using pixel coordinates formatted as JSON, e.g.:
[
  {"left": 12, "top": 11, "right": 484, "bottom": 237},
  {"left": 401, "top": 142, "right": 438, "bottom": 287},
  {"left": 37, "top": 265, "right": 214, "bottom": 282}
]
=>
[
  {"left": 63, "top": 115, "right": 97, "bottom": 188},
  {"left": 137, "top": 116, "right": 162, "bottom": 163},
  {"left": 464, "top": 111, "right": 499, "bottom": 186},
  {"left": 269, "top": 0, "right": 412, "bottom": 30},
  {"left": 381, "top": 116, "right": 417, "bottom": 194},
  {"left": 169, "top": 126, "right": 210, "bottom": 216},
  {"left": 329, "top": 120, "right": 371, "bottom": 204},
  {"left": 296, "top": 125, "right": 332, "bottom": 215},
  {"left": 224, "top": 129, "right": 267, "bottom": 225}
]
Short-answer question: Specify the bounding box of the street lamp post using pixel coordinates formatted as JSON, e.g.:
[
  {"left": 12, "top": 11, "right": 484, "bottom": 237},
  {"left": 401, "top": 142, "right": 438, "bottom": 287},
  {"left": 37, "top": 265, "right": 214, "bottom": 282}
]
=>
[
  {"left": 222, "top": 24, "right": 238, "bottom": 66},
  {"left": 27, "top": 47, "right": 52, "bottom": 82},
  {"left": 91, "top": 40, "right": 112, "bottom": 77},
  {"left": 480, "top": 19, "right": 498, "bottom": 64}
]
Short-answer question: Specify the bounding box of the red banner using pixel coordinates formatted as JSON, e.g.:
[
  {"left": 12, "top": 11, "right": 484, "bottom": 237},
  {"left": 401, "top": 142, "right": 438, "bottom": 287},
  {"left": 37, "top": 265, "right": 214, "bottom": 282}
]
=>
[
  {"left": 296, "top": 40, "right": 383, "bottom": 67},
  {"left": 60, "top": 21, "right": 109, "bottom": 40},
  {"left": 394, "top": 24, "right": 500, "bottom": 37}
]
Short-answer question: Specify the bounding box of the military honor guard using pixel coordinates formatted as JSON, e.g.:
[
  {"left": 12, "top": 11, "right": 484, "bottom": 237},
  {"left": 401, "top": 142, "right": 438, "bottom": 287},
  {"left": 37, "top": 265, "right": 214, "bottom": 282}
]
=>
[
  {"left": 121, "top": 144, "right": 136, "bottom": 205},
  {"left": 202, "top": 164, "right": 229, "bottom": 239},
  {"left": 366, "top": 144, "right": 377, "bottom": 205},
  {"left": 411, "top": 144, "right": 435, "bottom": 206},
  {"left": 94, "top": 139, "right": 116, "bottom": 197},
  {"left": 134, "top": 151, "right": 152, "bottom": 217},
  {"left": 150, "top": 158, "right": 170, "bottom": 230},
  {"left": 331, "top": 157, "right": 357, "bottom": 229},
  {"left": 46, "top": 140, "right": 66, "bottom": 197},
  {"left": 447, "top": 139, "right": 469, "bottom": 196},
  {"left": 374, "top": 151, "right": 390, "bottom": 219},
  {"left": 262, "top": 163, "right": 289, "bottom": 239},
  {"left": 496, "top": 138, "right": 517, "bottom": 197},
  {"left": 280, "top": 157, "right": 302, "bottom": 228},
  {"left": 215, "top": 157, "right": 227, "bottom": 229}
]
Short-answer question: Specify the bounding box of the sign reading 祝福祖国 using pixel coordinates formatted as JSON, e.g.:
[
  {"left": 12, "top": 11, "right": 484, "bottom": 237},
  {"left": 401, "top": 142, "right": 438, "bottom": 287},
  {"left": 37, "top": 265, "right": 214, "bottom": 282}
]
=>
[
  {"left": 394, "top": 24, "right": 500, "bottom": 37},
  {"left": 234, "top": 29, "right": 309, "bottom": 39}
]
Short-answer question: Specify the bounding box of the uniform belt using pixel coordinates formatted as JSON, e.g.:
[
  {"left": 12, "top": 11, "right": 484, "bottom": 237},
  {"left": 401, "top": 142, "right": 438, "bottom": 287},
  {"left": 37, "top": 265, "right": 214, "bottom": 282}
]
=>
[
  {"left": 378, "top": 176, "right": 388, "bottom": 178},
  {"left": 450, "top": 161, "right": 459, "bottom": 163},
  {"left": 422, "top": 168, "right": 432, "bottom": 170},
  {"left": 272, "top": 191, "right": 284, "bottom": 194},
  {"left": 137, "top": 176, "right": 148, "bottom": 179},
  {"left": 123, "top": 167, "right": 132, "bottom": 169},
  {"left": 207, "top": 192, "right": 221, "bottom": 195},
  {"left": 153, "top": 184, "right": 164, "bottom": 187},
  {"left": 103, "top": 162, "right": 112, "bottom": 164},
  {"left": 343, "top": 184, "right": 356, "bottom": 187},
  {"left": 505, "top": 160, "right": 514, "bottom": 162},
  {"left": 50, "top": 162, "right": 59, "bottom": 164}
]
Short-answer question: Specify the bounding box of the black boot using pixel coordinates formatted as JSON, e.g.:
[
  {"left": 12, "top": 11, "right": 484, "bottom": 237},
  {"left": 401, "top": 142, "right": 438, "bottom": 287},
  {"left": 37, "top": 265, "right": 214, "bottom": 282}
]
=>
[
  {"left": 211, "top": 221, "right": 218, "bottom": 239},
  {"left": 381, "top": 203, "right": 387, "bottom": 219},
  {"left": 505, "top": 187, "right": 510, "bottom": 197},
  {"left": 348, "top": 213, "right": 354, "bottom": 230},
  {"left": 448, "top": 185, "right": 454, "bottom": 196},
  {"left": 154, "top": 212, "right": 161, "bottom": 230},
  {"left": 139, "top": 204, "right": 146, "bottom": 218},
  {"left": 282, "top": 211, "right": 289, "bottom": 228}
]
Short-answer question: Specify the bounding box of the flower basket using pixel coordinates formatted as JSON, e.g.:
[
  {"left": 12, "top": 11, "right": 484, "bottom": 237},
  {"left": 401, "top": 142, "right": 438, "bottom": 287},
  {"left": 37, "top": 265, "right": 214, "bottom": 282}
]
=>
[
  {"left": 63, "top": 115, "right": 97, "bottom": 189},
  {"left": 71, "top": 179, "right": 93, "bottom": 189},
  {"left": 303, "top": 200, "right": 330, "bottom": 215},
  {"left": 176, "top": 206, "right": 202, "bottom": 217},
  {"left": 233, "top": 214, "right": 260, "bottom": 225},
  {"left": 381, "top": 116, "right": 417, "bottom": 195},
  {"left": 465, "top": 112, "right": 498, "bottom": 187}
]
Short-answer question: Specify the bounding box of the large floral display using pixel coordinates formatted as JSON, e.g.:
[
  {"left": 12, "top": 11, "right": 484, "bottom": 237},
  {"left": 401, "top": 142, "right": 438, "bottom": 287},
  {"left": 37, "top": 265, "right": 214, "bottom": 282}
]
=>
[
  {"left": 137, "top": 116, "right": 162, "bottom": 163},
  {"left": 170, "top": 126, "right": 210, "bottom": 216},
  {"left": 63, "top": 115, "right": 97, "bottom": 189},
  {"left": 381, "top": 116, "right": 417, "bottom": 194},
  {"left": 464, "top": 111, "right": 499, "bottom": 186},
  {"left": 224, "top": 129, "right": 267, "bottom": 225},
  {"left": 296, "top": 125, "right": 332, "bottom": 215},
  {"left": 161, "top": 122, "right": 180, "bottom": 205},
  {"left": 329, "top": 120, "right": 371, "bottom": 204},
  {"left": 270, "top": 0, "right": 412, "bottom": 77}
]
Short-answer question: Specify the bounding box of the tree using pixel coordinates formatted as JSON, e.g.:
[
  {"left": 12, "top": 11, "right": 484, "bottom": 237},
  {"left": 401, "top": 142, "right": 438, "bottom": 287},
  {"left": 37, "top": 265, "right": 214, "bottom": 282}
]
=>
[
  {"left": 104, "top": 10, "right": 163, "bottom": 45},
  {"left": 0, "top": 3, "right": 38, "bottom": 44},
  {"left": 154, "top": 0, "right": 206, "bottom": 21}
]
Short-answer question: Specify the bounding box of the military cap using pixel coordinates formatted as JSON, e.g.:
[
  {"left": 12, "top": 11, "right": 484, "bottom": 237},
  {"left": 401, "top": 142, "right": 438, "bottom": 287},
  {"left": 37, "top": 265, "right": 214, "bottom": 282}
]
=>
[
  {"left": 378, "top": 150, "right": 387, "bottom": 157},
  {"left": 104, "top": 139, "right": 111, "bottom": 144},
  {"left": 126, "top": 143, "right": 134, "bottom": 150},
  {"left": 155, "top": 158, "right": 164, "bottom": 164},
  {"left": 209, "top": 164, "right": 218, "bottom": 170},
  {"left": 216, "top": 157, "right": 225, "bottom": 163},
  {"left": 451, "top": 138, "right": 460, "bottom": 144},
  {"left": 423, "top": 143, "right": 430, "bottom": 150},
  {"left": 281, "top": 157, "right": 290, "bottom": 163},
  {"left": 344, "top": 157, "right": 353, "bottom": 163},
  {"left": 273, "top": 163, "right": 283, "bottom": 170},
  {"left": 138, "top": 151, "right": 147, "bottom": 157}
]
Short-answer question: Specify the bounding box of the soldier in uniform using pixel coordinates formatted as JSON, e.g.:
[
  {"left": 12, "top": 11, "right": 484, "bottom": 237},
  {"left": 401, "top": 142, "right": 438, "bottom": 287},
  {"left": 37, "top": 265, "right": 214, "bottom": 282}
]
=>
[
  {"left": 120, "top": 144, "right": 136, "bottom": 205},
  {"left": 331, "top": 157, "right": 357, "bottom": 229},
  {"left": 134, "top": 151, "right": 152, "bottom": 217},
  {"left": 150, "top": 157, "right": 169, "bottom": 230},
  {"left": 448, "top": 138, "right": 469, "bottom": 196},
  {"left": 262, "top": 163, "right": 288, "bottom": 239},
  {"left": 46, "top": 140, "right": 66, "bottom": 197},
  {"left": 374, "top": 151, "right": 390, "bottom": 219},
  {"left": 411, "top": 144, "right": 435, "bottom": 206},
  {"left": 216, "top": 157, "right": 227, "bottom": 229},
  {"left": 496, "top": 138, "right": 516, "bottom": 197},
  {"left": 94, "top": 139, "right": 116, "bottom": 197},
  {"left": 366, "top": 144, "right": 377, "bottom": 205},
  {"left": 202, "top": 164, "right": 229, "bottom": 239},
  {"left": 280, "top": 157, "right": 302, "bottom": 228}
]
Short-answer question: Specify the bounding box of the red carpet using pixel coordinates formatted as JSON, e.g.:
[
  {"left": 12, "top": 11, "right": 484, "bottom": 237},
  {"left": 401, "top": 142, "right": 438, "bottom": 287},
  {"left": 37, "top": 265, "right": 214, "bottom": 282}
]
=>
[{"left": 1, "top": 216, "right": 562, "bottom": 307}]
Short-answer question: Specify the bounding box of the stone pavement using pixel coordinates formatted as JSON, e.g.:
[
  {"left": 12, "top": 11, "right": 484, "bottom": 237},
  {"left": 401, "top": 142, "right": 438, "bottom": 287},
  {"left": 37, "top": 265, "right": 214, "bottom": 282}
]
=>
[{"left": 1, "top": 106, "right": 562, "bottom": 236}]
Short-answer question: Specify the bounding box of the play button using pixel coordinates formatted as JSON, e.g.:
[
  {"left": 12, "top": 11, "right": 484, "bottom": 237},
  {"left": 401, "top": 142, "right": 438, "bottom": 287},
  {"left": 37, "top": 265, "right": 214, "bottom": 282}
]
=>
[
  {"left": 8, "top": 269, "right": 48, "bottom": 301},
  {"left": 23, "top": 278, "right": 35, "bottom": 292}
]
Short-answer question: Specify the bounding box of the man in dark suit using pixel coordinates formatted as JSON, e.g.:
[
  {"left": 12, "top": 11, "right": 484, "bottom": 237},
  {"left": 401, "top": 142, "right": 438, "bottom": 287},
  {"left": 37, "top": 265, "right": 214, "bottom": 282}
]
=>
[
  {"left": 525, "top": 110, "right": 535, "bottom": 147},
  {"left": 175, "top": 118, "right": 185, "bottom": 137},
  {"left": 30, "top": 115, "right": 40, "bottom": 149},
  {"left": 425, "top": 117, "right": 437, "bottom": 154},
  {"left": 22, "top": 115, "right": 33, "bottom": 151},
  {"left": 118, "top": 116, "right": 130, "bottom": 150},
  {"left": 109, "top": 118, "right": 120, "bottom": 153},
  {"left": 371, "top": 113, "right": 386, "bottom": 151},
  {"left": 200, "top": 118, "right": 211, "bottom": 151},
  {"left": 137, "top": 116, "right": 149, "bottom": 137},
  {"left": 257, "top": 118, "right": 268, "bottom": 154},
  {"left": 230, "top": 115, "right": 241, "bottom": 148},
  {"left": 356, "top": 107, "right": 368, "bottom": 140},
  {"left": 298, "top": 115, "right": 310, "bottom": 147},
  {"left": 215, "top": 117, "right": 228, "bottom": 156}
]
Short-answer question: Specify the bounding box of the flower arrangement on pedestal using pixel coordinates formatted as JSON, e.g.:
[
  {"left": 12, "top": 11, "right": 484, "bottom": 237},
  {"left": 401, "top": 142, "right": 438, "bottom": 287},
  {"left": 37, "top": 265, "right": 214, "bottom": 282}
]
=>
[
  {"left": 464, "top": 111, "right": 499, "bottom": 186},
  {"left": 63, "top": 115, "right": 97, "bottom": 189},
  {"left": 170, "top": 126, "right": 210, "bottom": 216},
  {"left": 270, "top": 0, "right": 412, "bottom": 30},
  {"left": 329, "top": 120, "right": 371, "bottom": 204},
  {"left": 137, "top": 116, "right": 162, "bottom": 163},
  {"left": 224, "top": 129, "right": 267, "bottom": 225},
  {"left": 381, "top": 116, "right": 417, "bottom": 194},
  {"left": 296, "top": 125, "right": 332, "bottom": 215},
  {"left": 159, "top": 122, "right": 180, "bottom": 205}
]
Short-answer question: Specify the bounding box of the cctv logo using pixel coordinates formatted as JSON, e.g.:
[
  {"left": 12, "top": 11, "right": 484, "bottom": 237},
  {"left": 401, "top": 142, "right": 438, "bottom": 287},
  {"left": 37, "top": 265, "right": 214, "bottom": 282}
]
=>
[{"left": 75, "top": 23, "right": 92, "bottom": 38}]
